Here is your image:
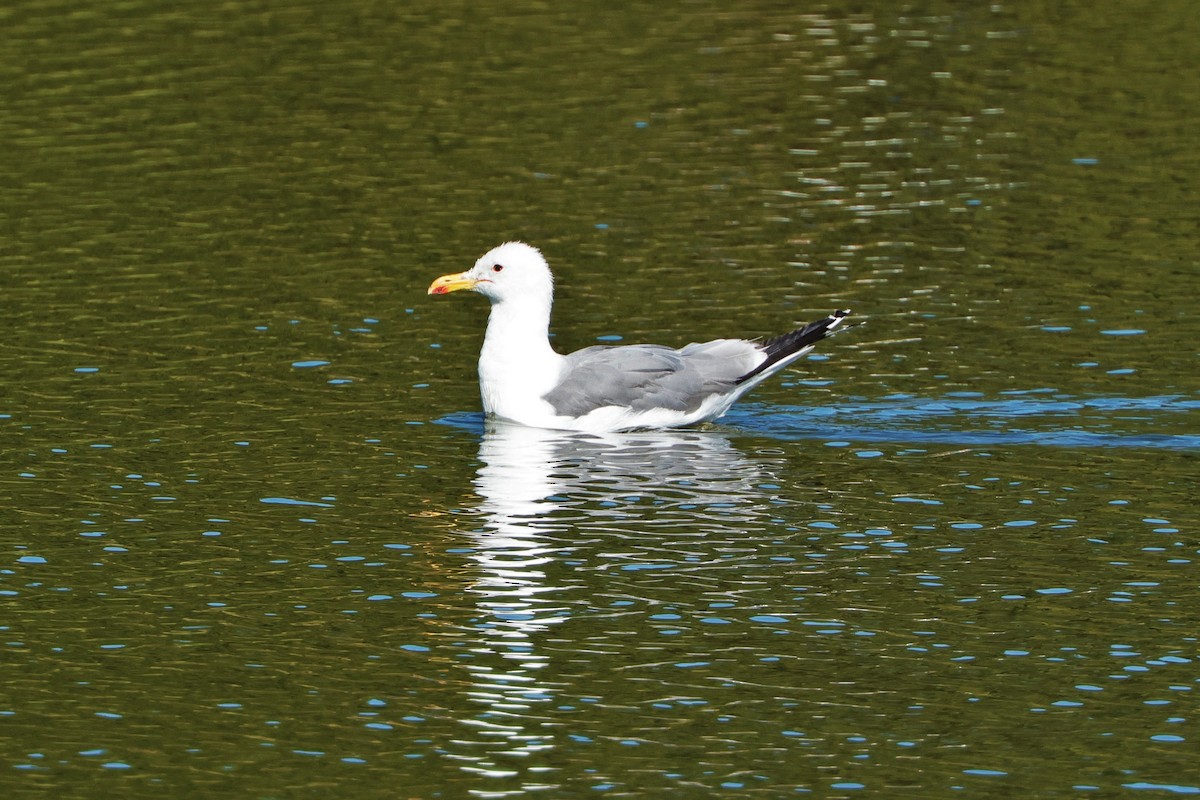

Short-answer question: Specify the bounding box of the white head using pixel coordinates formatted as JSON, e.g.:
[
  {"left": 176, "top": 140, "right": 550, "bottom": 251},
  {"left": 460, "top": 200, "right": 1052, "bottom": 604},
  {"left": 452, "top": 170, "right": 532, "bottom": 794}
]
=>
[{"left": 428, "top": 241, "right": 554, "bottom": 306}]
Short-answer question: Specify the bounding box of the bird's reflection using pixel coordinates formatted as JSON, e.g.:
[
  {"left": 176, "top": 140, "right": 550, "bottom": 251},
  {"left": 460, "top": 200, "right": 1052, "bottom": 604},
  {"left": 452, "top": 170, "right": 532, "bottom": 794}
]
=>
[
  {"left": 467, "top": 424, "right": 573, "bottom": 656},
  {"left": 448, "top": 420, "right": 781, "bottom": 794}
]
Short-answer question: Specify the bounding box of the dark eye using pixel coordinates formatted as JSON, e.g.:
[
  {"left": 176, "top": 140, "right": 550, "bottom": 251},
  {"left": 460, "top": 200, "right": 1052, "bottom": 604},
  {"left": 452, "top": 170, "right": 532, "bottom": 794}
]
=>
[{"left": 492, "top": 264, "right": 504, "bottom": 273}]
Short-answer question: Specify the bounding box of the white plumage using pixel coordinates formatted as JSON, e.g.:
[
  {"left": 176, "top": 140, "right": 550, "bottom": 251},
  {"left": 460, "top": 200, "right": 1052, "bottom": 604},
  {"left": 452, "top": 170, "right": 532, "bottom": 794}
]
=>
[{"left": 428, "top": 242, "right": 849, "bottom": 433}]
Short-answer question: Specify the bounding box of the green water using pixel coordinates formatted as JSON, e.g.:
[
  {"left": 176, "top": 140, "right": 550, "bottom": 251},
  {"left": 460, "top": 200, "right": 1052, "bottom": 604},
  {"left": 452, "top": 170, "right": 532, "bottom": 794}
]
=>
[{"left": 2, "top": 1, "right": 1197, "bottom": 797}]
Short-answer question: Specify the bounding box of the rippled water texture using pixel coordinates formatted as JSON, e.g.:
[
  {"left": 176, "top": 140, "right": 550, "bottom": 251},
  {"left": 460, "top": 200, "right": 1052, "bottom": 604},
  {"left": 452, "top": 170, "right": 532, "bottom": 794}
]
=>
[{"left": 2, "top": 1, "right": 1197, "bottom": 798}]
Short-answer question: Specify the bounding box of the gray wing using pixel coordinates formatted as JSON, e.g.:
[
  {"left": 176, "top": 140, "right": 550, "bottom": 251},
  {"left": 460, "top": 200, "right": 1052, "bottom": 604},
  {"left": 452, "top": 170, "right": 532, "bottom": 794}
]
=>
[{"left": 542, "top": 339, "right": 763, "bottom": 417}]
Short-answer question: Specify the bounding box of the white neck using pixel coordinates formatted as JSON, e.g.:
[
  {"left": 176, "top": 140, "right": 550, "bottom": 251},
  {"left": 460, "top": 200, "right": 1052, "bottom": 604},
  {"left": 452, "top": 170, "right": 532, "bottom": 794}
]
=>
[{"left": 478, "top": 296, "right": 563, "bottom": 420}]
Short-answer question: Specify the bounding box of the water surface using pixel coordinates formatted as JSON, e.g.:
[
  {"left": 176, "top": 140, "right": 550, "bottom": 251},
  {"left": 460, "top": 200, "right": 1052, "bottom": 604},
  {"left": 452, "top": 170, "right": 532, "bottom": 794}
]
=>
[{"left": 2, "top": 0, "right": 1197, "bottom": 797}]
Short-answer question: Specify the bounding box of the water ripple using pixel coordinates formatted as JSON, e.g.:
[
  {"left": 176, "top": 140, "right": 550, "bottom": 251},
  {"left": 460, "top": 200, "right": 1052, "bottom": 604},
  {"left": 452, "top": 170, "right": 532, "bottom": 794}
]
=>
[{"left": 724, "top": 394, "right": 1200, "bottom": 450}]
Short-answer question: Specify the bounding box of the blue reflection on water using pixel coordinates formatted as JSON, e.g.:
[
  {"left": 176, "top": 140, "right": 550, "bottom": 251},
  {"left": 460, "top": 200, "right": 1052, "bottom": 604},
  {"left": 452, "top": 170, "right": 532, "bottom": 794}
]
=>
[
  {"left": 725, "top": 394, "right": 1200, "bottom": 450},
  {"left": 435, "top": 393, "right": 1199, "bottom": 450}
]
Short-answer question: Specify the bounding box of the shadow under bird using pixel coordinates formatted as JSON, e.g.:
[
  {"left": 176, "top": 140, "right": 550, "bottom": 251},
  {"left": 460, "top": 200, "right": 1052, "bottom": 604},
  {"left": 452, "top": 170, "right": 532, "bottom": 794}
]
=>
[{"left": 428, "top": 241, "right": 850, "bottom": 432}]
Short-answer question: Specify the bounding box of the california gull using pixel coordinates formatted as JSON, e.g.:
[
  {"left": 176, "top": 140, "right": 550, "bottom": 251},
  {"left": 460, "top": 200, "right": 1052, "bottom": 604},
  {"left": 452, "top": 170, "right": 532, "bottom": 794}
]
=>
[{"left": 428, "top": 241, "right": 850, "bottom": 432}]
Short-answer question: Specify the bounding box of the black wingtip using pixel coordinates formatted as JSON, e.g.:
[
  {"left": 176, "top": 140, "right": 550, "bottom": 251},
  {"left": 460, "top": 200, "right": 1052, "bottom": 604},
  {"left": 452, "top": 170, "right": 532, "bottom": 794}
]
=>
[{"left": 734, "top": 309, "right": 852, "bottom": 386}]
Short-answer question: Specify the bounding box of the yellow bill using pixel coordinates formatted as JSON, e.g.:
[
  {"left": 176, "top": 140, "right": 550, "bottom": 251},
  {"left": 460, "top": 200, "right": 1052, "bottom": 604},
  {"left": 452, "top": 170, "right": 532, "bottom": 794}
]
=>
[{"left": 427, "top": 271, "right": 479, "bottom": 296}]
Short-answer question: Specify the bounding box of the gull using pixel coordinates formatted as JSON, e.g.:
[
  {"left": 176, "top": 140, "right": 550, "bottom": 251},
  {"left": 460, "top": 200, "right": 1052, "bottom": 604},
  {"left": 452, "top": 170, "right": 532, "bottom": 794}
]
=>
[{"left": 428, "top": 242, "right": 850, "bottom": 432}]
